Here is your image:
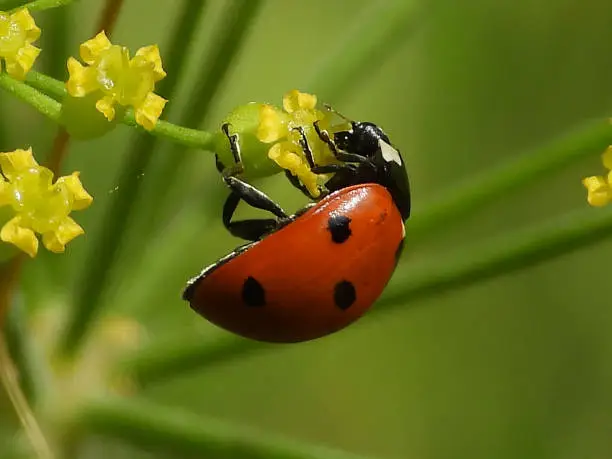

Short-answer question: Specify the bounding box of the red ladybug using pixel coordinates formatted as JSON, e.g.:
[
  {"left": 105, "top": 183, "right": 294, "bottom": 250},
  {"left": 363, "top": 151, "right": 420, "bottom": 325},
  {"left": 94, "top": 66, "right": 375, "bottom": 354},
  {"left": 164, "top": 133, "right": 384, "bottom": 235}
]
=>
[{"left": 183, "top": 116, "right": 411, "bottom": 343}]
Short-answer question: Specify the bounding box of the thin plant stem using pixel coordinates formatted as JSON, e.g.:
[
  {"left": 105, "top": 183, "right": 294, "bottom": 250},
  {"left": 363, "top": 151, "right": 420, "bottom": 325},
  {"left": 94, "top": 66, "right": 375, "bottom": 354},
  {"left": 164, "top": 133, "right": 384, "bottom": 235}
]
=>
[
  {"left": 0, "top": 256, "right": 25, "bottom": 324},
  {"left": 39, "top": 2, "right": 70, "bottom": 80},
  {"left": 94, "top": 0, "right": 124, "bottom": 33},
  {"left": 1, "top": 72, "right": 216, "bottom": 149},
  {"left": 3, "top": 296, "right": 38, "bottom": 404},
  {"left": 0, "top": 0, "right": 26, "bottom": 10},
  {"left": 58, "top": 0, "right": 210, "bottom": 357},
  {"left": 407, "top": 118, "right": 612, "bottom": 241},
  {"left": 0, "top": 335, "right": 54, "bottom": 459},
  {"left": 0, "top": 73, "right": 61, "bottom": 122},
  {"left": 9, "top": 0, "right": 72, "bottom": 12},
  {"left": 143, "top": 0, "right": 263, "bottom": 227},
  {"left": 107, "top": 0, "right": 210, "bottom": 267},
  {"left": 76, "top": 397, "right": 376, "bottom": 459},
  {"left": 306, "top": 0, "right": 423, "bottom": 101}
]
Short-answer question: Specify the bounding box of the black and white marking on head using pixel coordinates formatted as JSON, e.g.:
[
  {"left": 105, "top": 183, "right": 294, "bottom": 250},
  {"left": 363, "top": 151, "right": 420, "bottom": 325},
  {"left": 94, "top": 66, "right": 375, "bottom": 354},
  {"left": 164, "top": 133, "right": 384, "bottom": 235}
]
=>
[
  {"left": 334, "top": 280, "right": 356, "bottom": 310},
  {"left": 242, "top": 276, "right": 266, "bottom": 307},
  {"left": 378, "top": 139, "right": 402, "bottom": 166},
  {"left": 327, "top": 214, "right": 352, "bottom": 243}
]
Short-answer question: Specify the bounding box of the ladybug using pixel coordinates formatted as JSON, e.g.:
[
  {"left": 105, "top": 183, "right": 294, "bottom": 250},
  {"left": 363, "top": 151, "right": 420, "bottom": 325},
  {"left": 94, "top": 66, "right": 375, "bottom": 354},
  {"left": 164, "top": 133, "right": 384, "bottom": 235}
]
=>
[{"left": 183, "top": 113, "right": 411, "bottom": 343}]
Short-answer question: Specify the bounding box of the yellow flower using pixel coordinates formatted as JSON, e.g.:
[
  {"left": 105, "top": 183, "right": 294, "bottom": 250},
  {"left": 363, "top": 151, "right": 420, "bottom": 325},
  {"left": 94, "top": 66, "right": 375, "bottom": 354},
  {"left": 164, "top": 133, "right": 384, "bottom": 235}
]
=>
[
  {"left": 66, "top": 31, "right": 167, "bottom": 131},
  {"left": 257, "top": 89, "right": 336, "bottom": 197},
  {"left": 0, "top": 8, "right": 41, "bottom": 80},
  {"left": 0, "top": 148, "right": 93, "bottom": 257},
  {"left": 583, "top": 146, "right": 612, "bottom": 207}
]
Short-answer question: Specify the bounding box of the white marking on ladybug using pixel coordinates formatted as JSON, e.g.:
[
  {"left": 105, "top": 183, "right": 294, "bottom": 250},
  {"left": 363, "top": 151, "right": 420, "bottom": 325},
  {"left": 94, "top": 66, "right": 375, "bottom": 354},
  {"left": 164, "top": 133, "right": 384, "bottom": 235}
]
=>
[
  {"left": 401, "top": 220, "right": 406, "bottom": 238},
  {"left": 379, "top": 139, "right": 402, "bottom": 166}
]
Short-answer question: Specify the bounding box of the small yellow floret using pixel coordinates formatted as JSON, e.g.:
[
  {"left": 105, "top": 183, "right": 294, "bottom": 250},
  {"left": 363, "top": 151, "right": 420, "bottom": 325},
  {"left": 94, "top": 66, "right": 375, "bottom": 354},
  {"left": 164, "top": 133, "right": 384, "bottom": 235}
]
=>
[
  {"left": 0, "top": 148, "right": 93, "bottom": 257},
  {"left": 268, "top": 142, "right": 320, "bottom": 197},
  {"left": 256, "top": 90, "right": 335, "bottom": 197},
  {"left": 66, "top": 31, "right": 168, "bottom": 130},
  {"left": 283, "top": 89, "right": 317, "bottom": 113},
  {"left": 582, "top": 145, "right": 612, "bottom": 207},
  {"left": 0, "top": 8, "right": 41, "bottom": 80}
]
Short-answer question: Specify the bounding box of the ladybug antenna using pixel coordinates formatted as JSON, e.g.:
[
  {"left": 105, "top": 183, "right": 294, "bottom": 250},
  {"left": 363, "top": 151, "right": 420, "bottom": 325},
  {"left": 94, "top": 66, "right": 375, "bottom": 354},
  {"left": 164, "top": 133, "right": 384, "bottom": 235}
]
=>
[{"left": 322, "top": 103, "right": 352, "bottom": 123}]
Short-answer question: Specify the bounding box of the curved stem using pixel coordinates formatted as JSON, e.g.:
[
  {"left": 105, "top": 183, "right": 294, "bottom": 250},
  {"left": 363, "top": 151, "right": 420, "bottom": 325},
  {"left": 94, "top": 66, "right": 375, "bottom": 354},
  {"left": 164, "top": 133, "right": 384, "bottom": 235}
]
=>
[
  {"left": 0, "top": 73, "right": 61, "bottom": 121},
  {"left": 76, "top": 397, "right": 374, "bottom": 459},
  {"left": 0, "top": 335, "right": 54, "bottom": 459},
  {"left": 10, "top": 0, "right": 72, "bottom": 12},
  {"left": 407, "top": 118, "right": 612, "bottom": 241},
  {"left": 144, "top": 0, "right": 264, "bottom": 227},
  {"left": 307, "top": 0, "right": 424, "bottom": 101}
]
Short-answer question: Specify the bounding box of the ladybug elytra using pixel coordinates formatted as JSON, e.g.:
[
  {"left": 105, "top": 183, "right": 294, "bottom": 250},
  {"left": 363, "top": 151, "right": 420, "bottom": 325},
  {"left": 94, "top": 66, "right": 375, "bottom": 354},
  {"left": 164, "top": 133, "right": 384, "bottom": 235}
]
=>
[{"left": 183, "top": 107, "right": 411, "bottom": 343}]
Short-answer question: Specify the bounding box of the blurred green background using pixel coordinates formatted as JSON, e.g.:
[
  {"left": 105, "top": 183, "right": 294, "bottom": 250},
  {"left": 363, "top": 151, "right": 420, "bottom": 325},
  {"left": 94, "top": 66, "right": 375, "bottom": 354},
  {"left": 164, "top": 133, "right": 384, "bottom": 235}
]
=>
[{"left": 2, "top": 0, "right": 612, "bottom": 458}]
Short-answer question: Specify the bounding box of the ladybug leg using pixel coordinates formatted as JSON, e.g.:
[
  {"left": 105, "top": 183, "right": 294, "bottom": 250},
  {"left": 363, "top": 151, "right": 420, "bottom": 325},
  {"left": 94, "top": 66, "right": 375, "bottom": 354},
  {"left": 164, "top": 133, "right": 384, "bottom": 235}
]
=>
[
  {"left": 313, "top": 121, "right": 371, "bottom": 165},
  {"left": 222, "top": 191, "right": 283, "bottom": 241},
  {"left": 217, "top": 123, "right": 290, "bottom": 241},
  {"left": 310, "top": 164, "right": 359, "bottom": 175},
  {"left": 284, "top": 169, "right": 316, "bottom": 199},
  {"left": 292, "top": 126, "right": 317, "bottom": 169},
  {"left": 219, "top": 123, "right": 245, "bottom": 177}
]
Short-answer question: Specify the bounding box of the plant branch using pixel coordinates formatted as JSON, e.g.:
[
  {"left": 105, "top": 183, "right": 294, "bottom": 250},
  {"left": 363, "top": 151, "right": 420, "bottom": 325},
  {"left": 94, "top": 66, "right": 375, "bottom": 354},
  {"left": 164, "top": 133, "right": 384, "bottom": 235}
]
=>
[
  {"left": 76, "top": 397, "right": 375, "bottom": 459},
  {"left": 0, "top": 73, "right": 61, "bottom": 121},
  {"left": 407, "top": 118, "right": 612, "bottom": 241},
  {"left": 0, "top": 335, "right": 54, "bottom": 459},
  {"left": 307, "top": 0, "right": 423, "bottom": 101},
  {"left": 144, "top": 0, "right": 263, "bottom": 226},
  {"left": 9, "top": 0, "right": 72, "bottom": 12}
]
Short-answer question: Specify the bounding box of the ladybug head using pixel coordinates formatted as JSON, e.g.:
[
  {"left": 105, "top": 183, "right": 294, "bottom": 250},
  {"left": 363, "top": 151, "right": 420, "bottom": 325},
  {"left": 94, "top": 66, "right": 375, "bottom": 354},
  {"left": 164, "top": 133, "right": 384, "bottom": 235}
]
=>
[
  {"left": 333, "top": 122, "right": 390, "bottom": 159},
  {"left": 331, "top": 121, "right": 411, "bottom": 221}
]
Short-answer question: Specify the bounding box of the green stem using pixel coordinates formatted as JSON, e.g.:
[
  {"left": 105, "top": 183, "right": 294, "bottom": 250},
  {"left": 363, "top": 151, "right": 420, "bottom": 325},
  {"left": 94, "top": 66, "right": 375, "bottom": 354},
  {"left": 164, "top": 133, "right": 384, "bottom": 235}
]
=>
[
  {"left": 76, "top": 397, "right": 374, "bottom": 459},
  {"left": 407, "top": 118, "right": 612, "bottom": 241},
  {"left": 23, "top": 71, "right": 217, "bottom": 150},
  {"left": 0, "top": 0, "right": 28, "bottom": 11},
  {"left": 0, "top": 73, "right": 61, "bottom": 121},
  {"left": 377, "top": 206, "right": 612, "bottom": 308},
  {"left": 122, "top": 110, "right": 216, "bottom": 150},
  {"left": 39, "top": 2, "right": 71, "bottom": 80},
  {"left": 144, "top": 0, "right": 264, "bottom": 227},
  {"left": 307, "top": 0, "right": 423, "bottom": 100},
  {"left": 126, "top": 204, "right": 612, "bottom": 384},
  {"left": 3, "top": 299, "right": 38, "bottom": 405},
  {"left": 24, "top": 71, "right": 64, "bottom": 99},
  {"left": 10, "top": 0, "right": 73, "bottom": 12},
  {"left": 113, "top": 0, "right": 211, "bottom": 245},
  {"left": 58, "top": 0, "right": 212, "bottom": 357}
]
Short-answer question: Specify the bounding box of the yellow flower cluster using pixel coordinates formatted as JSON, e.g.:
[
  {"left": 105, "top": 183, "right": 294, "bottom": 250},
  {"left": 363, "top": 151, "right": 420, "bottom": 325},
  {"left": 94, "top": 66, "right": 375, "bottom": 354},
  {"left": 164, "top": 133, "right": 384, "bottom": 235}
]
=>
[
  {"left": 0, "top": 148, "right": 92, "bottom": 257},
  {"left": 0, "top": 8, "right": 40, "bottom": 80},
  {"left": 256, "top": 90, "right": 336, "bottom": 197},
  {"left": 583, "top": 146, "right": 612, "bottom": 207},
  {"left": 66, "top": 31, "right": 167, "bottom": 131}
]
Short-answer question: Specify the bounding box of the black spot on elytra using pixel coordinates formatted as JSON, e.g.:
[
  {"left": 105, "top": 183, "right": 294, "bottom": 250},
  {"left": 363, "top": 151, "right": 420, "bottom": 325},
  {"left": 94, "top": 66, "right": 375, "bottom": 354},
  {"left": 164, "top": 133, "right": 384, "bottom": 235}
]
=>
[
  {"left": 394, "top": 238, "right": 405, "bottom": 267},
  {"left": 242, "top": 276, "right": 266, "bottom": 307},
  {"left": 327, "top": 215, "right": 351, "bottom": 243},
  {"left": 334, "top": 280, "right": 356, "bottom": 310}
]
